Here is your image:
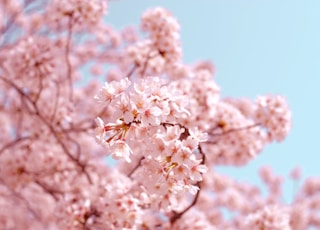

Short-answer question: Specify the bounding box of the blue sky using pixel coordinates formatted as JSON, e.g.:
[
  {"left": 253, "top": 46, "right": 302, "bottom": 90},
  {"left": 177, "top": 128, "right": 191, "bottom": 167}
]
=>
[{"left": 105, "top": 0, "right": 320, "bottom": 200}]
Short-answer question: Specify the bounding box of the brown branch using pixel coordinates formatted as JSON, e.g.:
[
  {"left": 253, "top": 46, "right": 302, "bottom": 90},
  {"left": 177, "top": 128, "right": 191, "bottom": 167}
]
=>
[
  {"left": 16, "top": 93, "right": 25, "bottom": 135},
  {"left": 0, "top": 0, "right": 34, "bottom": 46},
  {"left": 127, "top": 157, "right": 145, "bottom": 178},
  {"left": 126, "top": 64, "right": 137, "bottom": 79},
  {"left": 50, "top": 80, "right": 61, "bottom": 122},
  {"left": 208, "top": 123, "right": 260, "bottom": 137},
  {"left": 0, "top": 75, "right": 93, "bottom": 183},
  {"left": 34, "top": 179, "right": 62, "bottom": 201},
  {"left": 170, "top": 182, "right": 201, "bottom": 224},
  {"left": 169, "top": 145, "right": 206, "bottom": 225},
  {"left": 33, "top": 74, "right": 44, "bottom": 104},
  {"left": 0, "top": 136, "right": 31, "bottom": 155},
  {"left": 62, "top": 124, "right": 95, "bottom": 133},
  {"left": 65, "top": 15, "right": 74, "bottom": 101},
  {"left": 0, "top": 178, "right": 41, "bottom": 221},
  {"left": 82, "top": 207, "right": 101, "bottom": 230},
  {"left": 140, "top": 50, "right": 156, "bottom": 77}
]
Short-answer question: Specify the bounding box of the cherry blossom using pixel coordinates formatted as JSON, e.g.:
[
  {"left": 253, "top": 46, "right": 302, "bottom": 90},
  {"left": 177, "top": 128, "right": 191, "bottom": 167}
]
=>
[
  {"left": 244, "top": 205, "right": 291, "bottom": 230},
  {"left": 1, "top": 2, "right": 317, "bottom": 230}
]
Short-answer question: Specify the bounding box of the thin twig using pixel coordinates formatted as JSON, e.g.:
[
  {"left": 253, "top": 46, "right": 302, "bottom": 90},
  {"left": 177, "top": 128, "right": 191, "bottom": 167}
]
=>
[
  {"left": 0, "top": 136, "right": 31, "bottom": 155},
  {"left": 126, "top": 64, "right": 137, "bottom": 79},
  {"left": 208, "top": 123, "right": 260, "bottom": 137},
  {"left": 65, "top": 15, "right": 74, "bottom": 101},
  {"left": 0, "top": 75, "right": 93, "bottom": 184},
  {"left": 127, "top": 157, "right": 145, "bottom": 178}
]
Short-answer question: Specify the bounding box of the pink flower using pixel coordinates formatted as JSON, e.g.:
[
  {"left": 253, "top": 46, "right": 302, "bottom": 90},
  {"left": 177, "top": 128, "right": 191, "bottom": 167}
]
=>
[
  {"left": 112, "top": 94, "right": 134, "bottom": 123},
  {"left": 94, "top": 82, "right": 115, "bottom": 104},
  {"left": 110, "top": 77, "right": 131, "bottom": 95},
  {"left": 189, "top": 164, "right": 207, "bottom": 181},
  {"left": 140, "top": 106, "right": 162, "bottom": 126},
  {"left": 171, "top": 147, "right": 193, "bottom": 166},
  {"left": 109, "top": 140, "right": 132, "bottom": 163},
  {"left": 156, "top": 125, "right": 185, "bottom": 144},
  {"left": 95, "top": 78, "right": 131, "bottom": 104},
  {"left": 189, "top": 127, "right": 208, "bottom": 143}
]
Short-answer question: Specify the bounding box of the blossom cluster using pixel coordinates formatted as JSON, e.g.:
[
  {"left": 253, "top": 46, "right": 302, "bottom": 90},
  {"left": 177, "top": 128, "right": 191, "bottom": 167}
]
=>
[
  {"left": 3, "top": 36, "right": 57, "bottom": 80},
  {"left": 127, "top": 7, "right": 182, "bottom": 75},
  {"left": 255, "top": 95, "right": 292, "bottom": 142},
  {"left": 94, "top": 77, "right": 208, "bottom": 210},
  {"left": 47, "top": 0, "right": 107, "bottom": 30},
  {"left": 245, "top": 205, "right": 291, "bottom": 229}
]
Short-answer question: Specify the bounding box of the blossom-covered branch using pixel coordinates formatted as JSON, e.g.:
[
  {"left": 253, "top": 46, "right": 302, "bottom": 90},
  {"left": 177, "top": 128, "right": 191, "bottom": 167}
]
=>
[{"left": 2, "top": 2, "right": 317, "bottom": 230}]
